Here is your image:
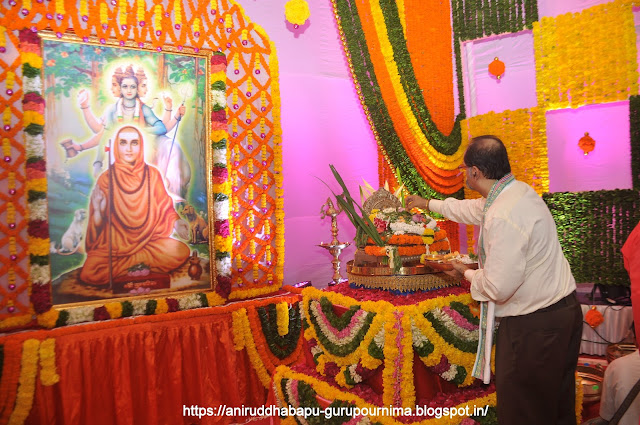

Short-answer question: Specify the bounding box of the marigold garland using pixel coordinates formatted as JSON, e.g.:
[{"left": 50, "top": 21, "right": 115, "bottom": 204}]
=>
[
  {"left": 7, "top": 339, "right": 40, "bottom": 425},
  {"left": 231, "top": 299, "right": 304, "bottom": 387},
  {"left": 300, "top": 287, "right": 488, "bottom": 407},
  {"left": 534, "top": 1, "right": 638, "bottom": 109},
  {"left": 38, "top": 338, "right": 59, "bottom": 386}
]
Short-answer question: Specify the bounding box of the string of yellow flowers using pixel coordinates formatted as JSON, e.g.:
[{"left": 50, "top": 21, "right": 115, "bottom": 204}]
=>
[
  {"left": 534, "top": 1, "right": 638, "bottom": 110},
  {"left": 7, "top": 339, "right": 40, "bottom": 425},
  {"left": 276, "top": 301, "right": 289, "bottom": 336},
  {"left": 365, "top": 0, "right": 464, "bottom": 170},
  {"left": 232, "top": 307, "right": 272, "bottom": 386},
  {"left": 38, "top": 338, "right": 60, "bottom": 386}
]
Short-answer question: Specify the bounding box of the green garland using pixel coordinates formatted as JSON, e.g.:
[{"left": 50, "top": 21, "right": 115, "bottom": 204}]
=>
[
  {"left": 320, "top": 297, "right": 362, "bottom": 330},
  {"left": 257, "top": 302, "right": 302, "bottom": 360},
  {"left": 451, "top": 0, "right": 539, "bottom": 115},
  {"left": 423, "top": 311, "right": 479, "bottom": 353},
  {"left": 334, "top": 0, "right": 464, "bottom": 200},
  {"left": 630, "top": 95, "right": 640, "bottom": 189},
  {"left": 306, "top": 298, "right": 376, "bottom": 357},
  {"left": 543, "top": 190, "right": 640, "bottom": 286},
  {"left": 449, "top": 301, "right": 479, "bottom": 326}
]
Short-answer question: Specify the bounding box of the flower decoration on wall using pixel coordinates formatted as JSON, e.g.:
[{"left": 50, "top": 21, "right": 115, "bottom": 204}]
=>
[
  {"left": 488, "top": 57, "right": 505, "bottom": 80},
  {"left": 285, "top": 0, "right": 310, "bottom": 28},
  {"left": 578, "top": 132, "right": 596, "bottom": 156}
]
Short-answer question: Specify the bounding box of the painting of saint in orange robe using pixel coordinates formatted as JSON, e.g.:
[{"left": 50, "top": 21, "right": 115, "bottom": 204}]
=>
[{"left": 80, "top": 125, "right": 190, "bottom": 286}]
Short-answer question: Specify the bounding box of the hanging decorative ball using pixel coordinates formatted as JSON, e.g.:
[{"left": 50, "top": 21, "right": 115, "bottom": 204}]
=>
[
  {"left": 82, "top": 15, "right": 89, "bottom": 22},
  {"left": 164, "top": 12, "right": 170, "bottom": 18},
  {"left": 9, "top": 284, "right": 16, "bottom": 290},
  {"left": 488, "top": 57, "right": 505, "bottom": 80},
  {"left": 285, "top": 0, "right": 311, "bottom": 27},
  {"left": 585, "top": 306, "right": 604, "bottom": 328},
  {"left": 261, "top": 106, "right": 266, "bottom": 112},
  {"left": 261, "top": 161, "right": 267, "bottom": 166},
  {"left": 2, "top": 125, "right": 9, "bottom": 131},
  {"left": 175, "top": 24, "right": 181, "bottom": 30},
  {"left": 238, "top": 268, "right": 243, "bottom": 273},
  {"left": 294, "top": 24, "right": 299, "bottom": 29},
  {"left": 234, "top": 69, "right": 240, "bottom": 75},
  {"left": 210, "top": 9, "right": 217, "bottom": 15},
  {"left": 226, "top": 28, "right": 232, "bottom": 33},
  {"left": 8, "top": 306, "right": 15, "bottom": 313},
  {"left": 0, "top": 47, "right": 6, "bottom": 53},
  {"left": 194, "top": 31, "right": 200, "bottom": 38},
  {"left": 578, "top": 132, "right": 596, "bottom": 156},
  {"left": 10, "top": 254, "right": 17, "bottom": 261},
  {"left": 46, "top": 13, "right": 53, "bottom": 19},
  {"left": 99, "top": 38, "right": 106, "bottom": 44},
  {"left": 6, "top": 89, "right": 13, "bottom": 96},
  {"left": 245, "top": 118, "right": 252, "bottom": 124},
  {"left": 262, "top": 184, "right": 268, "bottom": 190},
  {"left": 255, "top": 69, "right": 261, "bottom": 75},
  {"left": 232, "top": 132, "right": 238, "bottom": 137},
  {"left": 246, "top": 91, "right": 252, "bottom": 97},
  {"left": 226, "top": 43, "right": 231, "bottom": 48},
  {"left": 233, "top": 104, "right": 239, "bottom": 110},
  {"left": 138, "top": 42, "right": 144, "bottom": 48},
  {"left": 261, "top": 209, "right": 268, "bottom": 215},
  {"left": 177, "top": 46, "right": 183, "bottom": 51},
  {"left": 57, "top": 32, "right": 64, "bottom": 39},
  {"left": 247, "top": 145, "right": 253, "bottom": 151},
  {"left": 83, "top": 37, "right": 90, "bottom": 43},
  {"left": 102, "top": 24, "right": 108, "bottom": 30},
  {"left": 119, "top": 40, "right": 125, "bottom": 46},
  {"left": 242, "top": 40, "right": 248, "bottom": 46},
  {"left": 9, "top": 188, "right": 16, "bottom": 195},
  {"left": 218, "top": 18, "right": 224, "bottom": 24},
  {"left": 30, "top": 26, "right": 38, "bottom": 33},
  {"left": 4, "top": 156, "right": 11, "bottom": 162},
  {"left": 56, "top": 13, "right": 64, "bottom": 20},
  {"left": 21, "top": 8, "right": 29, "bottom": 16},
  {"left": 121, "top": 24, "right": 127, "bottom": 30},
  {"left": 156, "top": 47, "right": 162, "bottom": 52},
  {"left": 110, "top": 0, "right": 117, "bottom": 5},
  {"left": 8, "top": 0, "right": 16, "bottom": 6},
  {"left": 155, "top": 30, "right": 162, "bottom": 36},
  {"left": 194, "top": 48, "right": 199, "bottom": 53},
  {"left": 9, "top": 223, "right": 16, "bottom": 229},
  {"left": 248, "top": 173, "right": 254, "bottom": 179},
  {"left": 260, "top": 133, "right": 266, "bottom": 138},
  {"left": 139, "top": 21, "right": 145, "bottom": 27}
]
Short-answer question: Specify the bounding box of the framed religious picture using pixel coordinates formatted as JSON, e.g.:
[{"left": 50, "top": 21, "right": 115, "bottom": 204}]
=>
[{"left": 40, "top": 32, "right": 215, "bottom": 306}]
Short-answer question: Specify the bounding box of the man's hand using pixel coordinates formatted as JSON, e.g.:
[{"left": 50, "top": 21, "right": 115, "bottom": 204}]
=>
[
  {"left": 78, "top": 89, "right": 90, "bottom": 109},
  {"left": 443, "top": 260, "right": 471, "bottom": 280},
  {"left": 405, "top": 195, "right": 429, "bottom": 211}
]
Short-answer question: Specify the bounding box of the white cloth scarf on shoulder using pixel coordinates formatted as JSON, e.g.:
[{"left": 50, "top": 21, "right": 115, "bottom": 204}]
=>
[{"left": 471, "top": 172, "right": 515, "bottom": 384}]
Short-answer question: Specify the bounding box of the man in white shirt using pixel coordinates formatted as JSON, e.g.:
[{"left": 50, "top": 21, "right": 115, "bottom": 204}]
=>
[{"left": 406, "top": 135, "right": 583, "bottom": 424}]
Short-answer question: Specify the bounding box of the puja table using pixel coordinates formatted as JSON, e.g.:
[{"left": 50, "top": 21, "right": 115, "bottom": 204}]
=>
[{"left": 267, "top": 281, "right": 499, "bottom": 425}]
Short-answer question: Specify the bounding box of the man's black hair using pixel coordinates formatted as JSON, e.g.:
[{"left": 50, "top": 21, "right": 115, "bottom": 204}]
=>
[{"left": 463, "top": 135, "right": 511, "bottom": 180}]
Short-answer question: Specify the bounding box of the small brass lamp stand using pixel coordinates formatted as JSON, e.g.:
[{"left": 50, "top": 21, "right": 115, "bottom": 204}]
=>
[{"left": 318, "top": 198, "right": 350, "bottom": 286}]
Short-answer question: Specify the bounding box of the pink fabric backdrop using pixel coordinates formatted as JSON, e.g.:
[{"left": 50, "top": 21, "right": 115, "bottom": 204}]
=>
[
  {"left": 238, "top": 0, "right": 639, "bottom": 286},
  {"left": 238, "top": 1, "right": 378, "bottom": 287}
]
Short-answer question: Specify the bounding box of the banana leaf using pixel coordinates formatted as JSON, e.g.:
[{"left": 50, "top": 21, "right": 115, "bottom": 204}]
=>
[{"left": 317, "top": 165, "right": 385, "bottom": 247}]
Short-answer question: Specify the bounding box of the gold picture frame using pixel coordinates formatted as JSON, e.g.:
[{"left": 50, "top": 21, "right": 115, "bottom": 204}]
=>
[{"left": 40, "top": 32, "right": 216, "bottom": 307}]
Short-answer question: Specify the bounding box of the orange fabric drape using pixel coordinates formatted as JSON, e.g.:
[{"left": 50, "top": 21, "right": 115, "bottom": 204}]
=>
[
  {"left": 404, "top": 0, "right": 455, "bottom": 136},
  {"left": 0, "top": 294, "right": 301, "bottom": 425}
]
